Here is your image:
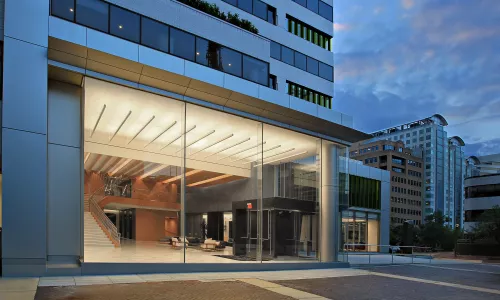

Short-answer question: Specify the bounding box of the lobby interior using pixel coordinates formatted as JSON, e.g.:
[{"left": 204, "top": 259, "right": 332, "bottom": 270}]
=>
[{"left": 83, "top": 77, "right": 346, "bottom": 264}]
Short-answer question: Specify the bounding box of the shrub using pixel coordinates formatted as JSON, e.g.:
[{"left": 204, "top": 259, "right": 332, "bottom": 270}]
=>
[{"left": 177, "top": 0, "right": 259, "bottom": 34}]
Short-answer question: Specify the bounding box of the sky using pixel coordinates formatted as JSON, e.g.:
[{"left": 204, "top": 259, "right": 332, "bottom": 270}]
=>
[{"left": 332, "top": 0, "right": 500, "bottom": 156}]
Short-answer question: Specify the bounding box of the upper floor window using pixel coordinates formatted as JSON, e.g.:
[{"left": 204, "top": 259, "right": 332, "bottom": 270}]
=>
[
  {"left": 287, "top": 16, "right": 331, "bottom": 51},
  {"left": 292, "top": 0, "right": 333, "bottom": 22},
  {"left": 287, "top": 81, "right": 332, "bottom": 109},
  {"left": 222, "top": 0, "right": 277, "bottom": 25},
  {"left": 271, "top": 41, "right": 333, "bottom": 82},
  {"left": 51, "top": 0, "right": 75, "bottom": 21},
  {"left": 76, "top": 0, "right": 109, "bottom": 32},
  {"left": 110, "top": 5, "right": 140, "bottom": 43},
  {"left": 51, "top": 0, "right": 270, "bottom": 87}
]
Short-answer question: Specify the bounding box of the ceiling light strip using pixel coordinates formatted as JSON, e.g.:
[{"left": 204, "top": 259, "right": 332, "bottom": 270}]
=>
[
  {"left": 204, "top": 138, "right": 250, "bottom": 159},
  {"left": 127, "top": 115, "right": 155, "bottom": 145},
  {"left": 144, "top": 121, "right": 177, "bottom": 148},
  {"left": 262, "top": 148, "right": 296, "bottom": 160},
  {"left": 84, "top": 152, "right": 91, "bottom": 164},
  {"left": 162, "top": 169, "right": 202, "bottom": 184},
  {"left": 90, "top": 104, "right": 106, "bottom": 138},
  {"left": 175, "top": 130, "right": 216, "bottom": 153},
  {"left": 161, "top": 125, "right": 197, "bottom": 150},
  {"left": 139, "top": 164, "right": 170, "bottom": 179},
  {"left": 109, "top": 110, "right": 132, "bottom": 142},
  {"left": 232, "top": 145, "right": 281, "bottom": 163},
  {"left": 109, "top": 158, "right": 133, "bottom": 176},
  {"left": 187, "top": 174, "right": 233, "bottom": 187},
  {"left": 254, "top": 151, "right": 309, "bottom": 167},
  {"left": 218, "top": 142, "right": 266, "bottom": 161},
  {"left": 190, "top": 134, "right": 234, "bottom": 157}
]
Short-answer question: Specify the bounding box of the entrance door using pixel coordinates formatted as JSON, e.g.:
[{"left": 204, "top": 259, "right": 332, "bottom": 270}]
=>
[{"left": 245, "top": 209, "right": 258, "bottom": 258}]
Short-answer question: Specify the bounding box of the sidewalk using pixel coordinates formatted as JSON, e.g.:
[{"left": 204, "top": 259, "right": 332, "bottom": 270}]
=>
[{"left": 1, "top": 268, "right": 369, "bottom": 300}]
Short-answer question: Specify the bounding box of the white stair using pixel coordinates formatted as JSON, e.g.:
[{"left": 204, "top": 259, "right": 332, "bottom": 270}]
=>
[{"left": 84, "top": 212, "right": 115, "bottom": 248}]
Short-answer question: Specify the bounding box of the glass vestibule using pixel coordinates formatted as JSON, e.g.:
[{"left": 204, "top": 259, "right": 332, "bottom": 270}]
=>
[{"left": 83, "top": 77, "right": 345, "bottom": 263}]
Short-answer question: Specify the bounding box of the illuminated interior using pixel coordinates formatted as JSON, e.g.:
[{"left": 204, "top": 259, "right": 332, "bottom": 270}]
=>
[{"left": 83, "top": 78, "right": 335, "bottom": 263}]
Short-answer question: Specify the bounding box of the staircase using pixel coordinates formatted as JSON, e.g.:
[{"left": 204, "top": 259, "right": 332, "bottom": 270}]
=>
[{"left": 84, "top": 212, "right": 115, "bottom": 248}]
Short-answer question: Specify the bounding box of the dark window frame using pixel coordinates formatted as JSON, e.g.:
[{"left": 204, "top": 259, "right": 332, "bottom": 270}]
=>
[
  {"left": 292, "top": 0, "right": 333, "bottom": 22},
  {"left": 50, "top": 0, "right": 270, "bottom": 87},
  {"left": 272, "top": 41, "right": 334, "bottom": 82},
  {"left": 222, "top": 0, "right": 277, "bottom": 25}
]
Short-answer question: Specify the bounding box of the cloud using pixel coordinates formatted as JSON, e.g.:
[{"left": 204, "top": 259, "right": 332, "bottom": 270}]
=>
[
  {"left": 402, "top": 0, "right": 414, "bottom": 9},
  {"left": 334, "top": 23, "right": 351, "bottom": 31},
  {"left": 334, "top": 0, "right": 500, "bottom": 155}
]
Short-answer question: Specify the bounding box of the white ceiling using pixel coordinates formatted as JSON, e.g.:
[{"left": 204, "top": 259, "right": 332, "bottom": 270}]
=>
[{"left": 84, "top": 77, "right": 319, "bottom": 177}]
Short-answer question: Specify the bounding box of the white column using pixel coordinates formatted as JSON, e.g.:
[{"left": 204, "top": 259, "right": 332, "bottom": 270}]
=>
[{"left": 320, "top": 142, "right": 339, "bottom": 262}]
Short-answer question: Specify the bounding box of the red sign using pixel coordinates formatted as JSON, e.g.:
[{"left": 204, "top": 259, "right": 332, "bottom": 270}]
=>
[{"left": 247, "top": 203, "right": 252, "bottom": 209}]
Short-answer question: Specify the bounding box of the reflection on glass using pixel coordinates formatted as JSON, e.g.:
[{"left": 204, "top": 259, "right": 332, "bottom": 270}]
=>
[{"left": 76, "top": 0, "right": 109, "bottom": 32}]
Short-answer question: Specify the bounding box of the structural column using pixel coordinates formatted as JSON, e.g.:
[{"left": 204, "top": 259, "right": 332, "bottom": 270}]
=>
[
  {"left": 320, "top": 142, "right": 340, "bottom": 262},
  {"left": 2, "top": 0, "right": 50, "bottom": 276}
]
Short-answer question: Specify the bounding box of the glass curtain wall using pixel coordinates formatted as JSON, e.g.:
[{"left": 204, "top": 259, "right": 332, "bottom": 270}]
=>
[{"left": 83, "top": 77, "right": 346, "bottom": 263}]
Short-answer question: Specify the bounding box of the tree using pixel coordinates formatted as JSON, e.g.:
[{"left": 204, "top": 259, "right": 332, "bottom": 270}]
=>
[
  {"left": 472, "top": 205, "right": 500, "bottom": 244},
  {"left": 418, "top": 211, "right": 456, "bottom": 250}
]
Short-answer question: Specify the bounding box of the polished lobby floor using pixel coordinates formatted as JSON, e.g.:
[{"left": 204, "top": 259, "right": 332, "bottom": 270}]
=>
[{"left": 84, "top": 241, "right": 316, "bottom": 263}]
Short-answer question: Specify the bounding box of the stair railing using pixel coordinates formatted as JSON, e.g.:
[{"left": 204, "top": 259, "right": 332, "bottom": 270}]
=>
[{"left": 88, "top": 186, "right": 121, "bottom": 247}]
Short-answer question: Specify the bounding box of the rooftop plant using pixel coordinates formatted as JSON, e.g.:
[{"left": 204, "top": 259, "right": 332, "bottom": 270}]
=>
[{"left": 177, "top": 0, "right": 259, "bottom": 34}]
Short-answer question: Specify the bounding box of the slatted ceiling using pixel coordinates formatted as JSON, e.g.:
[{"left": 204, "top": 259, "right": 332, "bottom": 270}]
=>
[
  {"left": 190, "top": 175, "right": 243, "bottom": 188},
  {"left": 86, "top": 153, "right": 101, "bottom": 171},
  {"left": 101, "top": 156, "right": 120, "bottom": 173},
  {"left": 130, "top": 162, "right": 155, "bottom": 177},
  {"left": 118, "top": 159, "right": 142, "bottom": 176}
]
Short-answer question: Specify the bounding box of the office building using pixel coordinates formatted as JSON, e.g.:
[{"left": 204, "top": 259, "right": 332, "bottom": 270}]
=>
[
  {"left": 342, "top": 158, "right": 390, "bottom": 252},
  {"left": 464, "top": 154, "right": 500, "bottom": 231},
  {"left": 0, "top": 0, "right": 373, "bottom": 276},
  {"left": 370, "top": 115, "right": 466, "bottom": 227},
  {"left": 349, "top": 140, "right": 423, "bottom": 226}
]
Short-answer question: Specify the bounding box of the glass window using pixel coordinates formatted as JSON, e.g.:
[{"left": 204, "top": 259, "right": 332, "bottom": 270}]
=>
[
  {"left": 306, "top": 0, "right": 319, "bottom": 13},
  {"left": 426, "top": 128, "right": 431, "bottom": 133},
  {"left": 170, "top": 28, "right": 196, "bottom": 61},
  {"left": 220, "top": 47, "right": 242, "bottom": 77},
  {"left": 243, "top": 55, "right": 268, "bottom": 85},
  {"left": 223, "top": 0, "right": 238, "bottom": 5},
  {"left": 253, "top": 0, "right": 267, "bottom": 20},
  {"left": 267, "top": 7, "right": 276, "bottom": 24},
  {"left": 110, "top": 6, "right": 140, "bottom": 43},
  {"left": 426, "top": 135, "right": 431, "bottom": 140},
  {"left": 270, "top": 42, "right": 281, "bottom": 60},
  {"left": 307, "top": 57, "right": 319, "bottom": 75},
  {"left": 319, "top": 62, "right": 333, "bottom": 81},
  {"left": 141, "top": 17, "right": 169, "bottom": 53},
  {"left": 238, "top": 0, "right": 253, "bottom": 13},
  {"left": 406, "top": 133, "right": 411, "bottom": 137},
  {"left": 318, "top": 1, "right": 333, "bottom": 21},
  {"left": 281, "top": 46, "right": 294, "bottom": 65},
  {"left": 295, "top": 0, "right": 307, "bottom": 6},
  {"left": 195, "top": 37, "right": 209, "bottom": 66},
  {"left": 51, "top": 0, "right": 75, "bottom": 21},
  {"left": 294, "top": 52, "right": 307, "bottom": 71},
  {"left": 76, "top": 0, "right": 109, "bottom": 32}
]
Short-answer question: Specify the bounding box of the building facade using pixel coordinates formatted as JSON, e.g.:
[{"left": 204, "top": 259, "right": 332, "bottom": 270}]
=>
[
  {"left": 464, "top": 154, "right": 500, "bottom": 231},
  {"left": 349, "top": 140, "right": 423, "bottom": 226},
  {"left": 370, "top": 115, "right": 465, "bottom": 228},
  {"left": 0, "top": 0, "right": 374, "bottom": 276},
  {"left": 342, "top": 158, "right": 390, "bottom": 252}
]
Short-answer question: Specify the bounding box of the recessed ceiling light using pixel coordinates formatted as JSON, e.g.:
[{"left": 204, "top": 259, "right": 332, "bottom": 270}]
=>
[
  {"left": 69, "top": 8, "right": 74, "bottom": 12},
  {"left": 196, "top": 52, "right": 200, "bottom": 55},
  {"left": 118, "top": 25, "right": 123, "bottom": 29},
  {"left": 228, "top": 63, "right": 232, "bottom": 66}
]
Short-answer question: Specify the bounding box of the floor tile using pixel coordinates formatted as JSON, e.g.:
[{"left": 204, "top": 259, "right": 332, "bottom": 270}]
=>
[
  {"left": 0, "top": 290, "right": 36, "bottom": 300},
  {"left": 74, "top": 276, "right": 113, "bottom": 286},
  {"left": 108, "top": 275, "right": 146, "bottom": 284},
  {"left": 266, "top": 286, "right": 323, "bottom": 299},
  {"left": 239, "top": 278, "right": 283, "bottom": 288},
  {"left": 0, "top": 278, "right": 39, "bottom": 292},
  {"left": 137, "top": 274, "right": 174, "bottom": 282},
  {"left": 38, "top": 278, "right": 75, "bottom": 287}
]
